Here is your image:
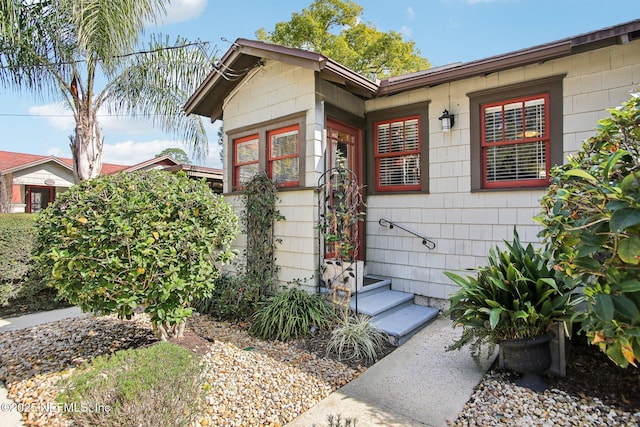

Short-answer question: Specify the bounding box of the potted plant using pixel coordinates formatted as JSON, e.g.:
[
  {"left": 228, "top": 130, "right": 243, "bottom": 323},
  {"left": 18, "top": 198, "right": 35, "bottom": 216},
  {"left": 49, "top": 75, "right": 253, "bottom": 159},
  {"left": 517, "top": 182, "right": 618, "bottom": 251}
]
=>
[
  {"left": 317, "top": 165, "right": 365, "bottom": 293},
  {"left": 444, "top": 229, "right": 582, "bottom": 390}
]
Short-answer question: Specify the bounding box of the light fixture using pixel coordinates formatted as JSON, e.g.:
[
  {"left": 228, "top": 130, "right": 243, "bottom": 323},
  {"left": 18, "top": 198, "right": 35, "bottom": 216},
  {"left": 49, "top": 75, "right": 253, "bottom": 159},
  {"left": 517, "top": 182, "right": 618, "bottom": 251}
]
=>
[{"left": 438, "top": 109, "right": 455, "bottom": 132}]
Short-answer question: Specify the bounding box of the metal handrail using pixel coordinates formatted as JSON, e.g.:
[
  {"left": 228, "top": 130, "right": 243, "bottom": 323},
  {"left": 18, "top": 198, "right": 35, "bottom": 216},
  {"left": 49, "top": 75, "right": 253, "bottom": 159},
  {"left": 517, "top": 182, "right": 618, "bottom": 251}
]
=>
[{"left": 378, "top": 218, "right": 436, "bottom": 249}]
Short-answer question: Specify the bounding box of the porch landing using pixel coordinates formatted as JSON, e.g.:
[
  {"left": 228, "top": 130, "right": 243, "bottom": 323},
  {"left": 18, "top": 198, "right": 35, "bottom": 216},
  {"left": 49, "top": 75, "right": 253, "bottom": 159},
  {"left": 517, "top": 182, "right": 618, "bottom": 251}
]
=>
[{"left": 350, "top": 276, "right": 439, "bottom": 346}]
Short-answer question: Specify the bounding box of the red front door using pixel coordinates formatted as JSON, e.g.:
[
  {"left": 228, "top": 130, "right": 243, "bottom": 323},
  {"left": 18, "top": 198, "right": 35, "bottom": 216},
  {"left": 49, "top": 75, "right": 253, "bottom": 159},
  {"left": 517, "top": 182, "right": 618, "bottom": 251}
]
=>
[
  {"left": 26, "top": 186, "right": 54, "bottom": 213},
  {"left": 326, "top": 119, "right": 365, "bottom": 261}
]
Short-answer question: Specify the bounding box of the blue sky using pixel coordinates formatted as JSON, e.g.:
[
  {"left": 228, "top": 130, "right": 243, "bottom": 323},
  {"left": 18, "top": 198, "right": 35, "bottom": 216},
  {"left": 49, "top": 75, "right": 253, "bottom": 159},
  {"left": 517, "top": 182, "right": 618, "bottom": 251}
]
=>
[{"left": 1, "top": 0, "right": 638, "bottom": 168}]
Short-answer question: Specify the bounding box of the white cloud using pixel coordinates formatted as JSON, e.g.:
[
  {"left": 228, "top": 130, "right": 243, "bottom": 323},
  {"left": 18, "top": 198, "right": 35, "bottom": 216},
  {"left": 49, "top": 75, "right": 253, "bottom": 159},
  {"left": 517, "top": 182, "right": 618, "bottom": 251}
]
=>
[
  {"left": 157, "top": 0, "right": 207, "bottom": 25},
  {"left": 28, "top": 102, "right": 223, "bottom": 168},
  {"left": 28, "top": 103, "right": 157, "bottom": 135},
  {"left": 46, "top": 147, "right": 66, "bottom": 157},
  {"left": 29, "top": 103, "right": 74, "bottom": 131},
  {"left": 98, "top": 114, "right": 156, "bottom": 135},
  {"left": 204, "top": 141, "right": 222, "bottom": 169},
  {"left": 400, "top": 25, "right": 413, "bottom": 38},
  {"left": 103, "top": 139, "right": 182, "bottom": 165},
  {"left": 102, "top": 138, "right": 222, "bottom": 168},
  {"left": 407, "top": 7, "right": 415, "bottom": 19}
]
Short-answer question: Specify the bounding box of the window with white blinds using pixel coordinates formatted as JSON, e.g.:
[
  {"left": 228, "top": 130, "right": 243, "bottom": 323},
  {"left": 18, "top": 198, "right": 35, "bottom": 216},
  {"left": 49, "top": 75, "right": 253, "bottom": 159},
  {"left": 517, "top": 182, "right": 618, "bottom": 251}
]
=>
[
  {"left": 482, "top": 94, "right": 549, "bottom": 188},
  {"left": 374, "top": 116, "right": 421, "bottom": 191}
]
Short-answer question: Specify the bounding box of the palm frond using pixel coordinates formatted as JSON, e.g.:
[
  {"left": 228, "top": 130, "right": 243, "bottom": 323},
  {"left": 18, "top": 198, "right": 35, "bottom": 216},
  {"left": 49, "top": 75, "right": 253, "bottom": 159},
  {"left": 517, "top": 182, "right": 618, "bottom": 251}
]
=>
[{"left": 104, "top": 34, "right": 217, "bottom": 161}]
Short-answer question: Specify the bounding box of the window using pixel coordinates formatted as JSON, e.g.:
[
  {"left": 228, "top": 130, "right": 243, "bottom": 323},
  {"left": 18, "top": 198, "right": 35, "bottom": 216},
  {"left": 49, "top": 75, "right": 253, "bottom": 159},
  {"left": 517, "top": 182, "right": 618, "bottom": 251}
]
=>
[
  {"left": 228, "top": 115, "right": 305, "bottom": 193},
  {"left": 374, "top": 116, "right": 421, "bottom": 191},
  {"left": 468, "top": 75, "right": 564, "bottom": 191},
  {"left": 233, "top": 134, "right": 259, "bottom": 190},
  {"left": 268, "top": 125, "right": 299, "bottom": 187},
  {"left": 481, "top": 94, "right": 550, "bottom": 188}
]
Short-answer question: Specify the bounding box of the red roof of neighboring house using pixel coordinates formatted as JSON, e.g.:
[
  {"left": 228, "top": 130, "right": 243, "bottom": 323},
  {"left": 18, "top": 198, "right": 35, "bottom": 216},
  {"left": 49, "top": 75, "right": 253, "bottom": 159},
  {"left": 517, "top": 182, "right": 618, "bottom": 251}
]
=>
[{"left": 0, "top": 150, "right": 129, "bottom": 175}]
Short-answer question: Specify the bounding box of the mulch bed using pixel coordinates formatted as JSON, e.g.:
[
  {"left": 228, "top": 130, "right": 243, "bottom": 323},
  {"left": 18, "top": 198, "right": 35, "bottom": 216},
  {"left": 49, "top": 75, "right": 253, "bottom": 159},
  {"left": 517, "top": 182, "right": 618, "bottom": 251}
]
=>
[
  {"left": 545, "top": 338, "right": 640, "bottom": 412},
  {"left": 299, "top": 327, "right": 397, "bottom": 371}
]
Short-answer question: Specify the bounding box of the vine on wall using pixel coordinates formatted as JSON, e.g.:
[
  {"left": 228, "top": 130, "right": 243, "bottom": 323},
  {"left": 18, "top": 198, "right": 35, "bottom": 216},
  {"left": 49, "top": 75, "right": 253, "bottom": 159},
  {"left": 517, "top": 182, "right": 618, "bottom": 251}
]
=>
[{"left": 240, "top": 172, "right": 285, "bottom": 296}]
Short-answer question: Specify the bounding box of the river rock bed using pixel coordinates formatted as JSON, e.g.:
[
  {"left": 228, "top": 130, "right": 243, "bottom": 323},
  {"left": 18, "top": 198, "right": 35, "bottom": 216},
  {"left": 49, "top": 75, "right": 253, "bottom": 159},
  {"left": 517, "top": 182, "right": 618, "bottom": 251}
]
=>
[
  {"left": 0, "top": 313, "right": 362, "bottom": 427},
  {"left": 1, "top": 312, "right": 639, "bottom": 426},
  {"left": 449, "top": 370, "right": 640, "bottom": 426}
]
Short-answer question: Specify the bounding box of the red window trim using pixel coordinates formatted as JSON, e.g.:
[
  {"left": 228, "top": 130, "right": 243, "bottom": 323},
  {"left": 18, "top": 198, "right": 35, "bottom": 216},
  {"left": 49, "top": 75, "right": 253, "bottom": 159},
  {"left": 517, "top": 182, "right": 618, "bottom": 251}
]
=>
[
  {"left": 233, "top": 134, "right": 259, "bottom": 190},
  {"left": 373, "top": 115, "right": 421, "bottom": 192},
  {"left": 480, "top": 93, "right": 550, "bottom": 189},
  {"left": 267, "top": 125, "right": 300, "bottom": 188}
]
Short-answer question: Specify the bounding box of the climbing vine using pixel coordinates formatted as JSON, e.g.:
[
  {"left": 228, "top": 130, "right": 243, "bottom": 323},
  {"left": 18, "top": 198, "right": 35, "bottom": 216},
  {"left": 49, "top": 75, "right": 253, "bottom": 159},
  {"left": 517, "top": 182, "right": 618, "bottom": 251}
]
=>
[{"left": 240, "top": 172, "right": 285, "bottom": 296}]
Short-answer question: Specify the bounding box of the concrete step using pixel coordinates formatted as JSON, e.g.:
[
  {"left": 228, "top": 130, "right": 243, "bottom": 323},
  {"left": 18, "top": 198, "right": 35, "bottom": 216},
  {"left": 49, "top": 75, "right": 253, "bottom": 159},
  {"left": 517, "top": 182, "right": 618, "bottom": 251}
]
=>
[
  {"left": 350, "top": 289, "right": 414, "bottom": 317},
  {"left": 359, "top": 276, "right": 392, "bottom": 295},
  {"left": 373, "top": 304, "right": 439, "bottom": 346},
  {"left": 349, "top": 275, "right": 440, "bottom": 346}
]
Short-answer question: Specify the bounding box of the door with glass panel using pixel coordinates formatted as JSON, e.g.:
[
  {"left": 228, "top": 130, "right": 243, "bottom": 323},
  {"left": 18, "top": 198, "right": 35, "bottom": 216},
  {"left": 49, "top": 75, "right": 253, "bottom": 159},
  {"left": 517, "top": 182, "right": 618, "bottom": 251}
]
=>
[{"left": 325, "top": 119, "right": 364, "bottom": 261}]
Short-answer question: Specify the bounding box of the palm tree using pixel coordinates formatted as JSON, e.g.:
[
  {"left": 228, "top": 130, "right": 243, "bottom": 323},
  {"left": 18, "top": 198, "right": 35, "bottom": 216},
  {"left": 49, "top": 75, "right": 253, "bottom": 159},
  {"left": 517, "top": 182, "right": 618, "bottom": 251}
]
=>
[{"left": 0, "top": 0, "right": 214, "bottom": 181}]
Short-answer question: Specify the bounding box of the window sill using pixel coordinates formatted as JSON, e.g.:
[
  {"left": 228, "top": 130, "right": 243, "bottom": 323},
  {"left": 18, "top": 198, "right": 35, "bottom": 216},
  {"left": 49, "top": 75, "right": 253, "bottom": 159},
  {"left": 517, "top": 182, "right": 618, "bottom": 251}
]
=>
[{"left": 471, "top": 186, "right": 549, "bottom": 193}]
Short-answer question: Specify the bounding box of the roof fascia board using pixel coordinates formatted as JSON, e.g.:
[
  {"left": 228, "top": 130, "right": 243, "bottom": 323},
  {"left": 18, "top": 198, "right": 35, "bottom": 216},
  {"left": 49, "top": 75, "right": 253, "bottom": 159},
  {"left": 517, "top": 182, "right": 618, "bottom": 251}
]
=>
[
  {"left": 1, "top": 156, "right": 72, "bottom": 175},
  {"left": 124, "top": 155, "right": 179, "bottom": 172},
  {"left": 379, "top": 42, "right": 571, "bottom": 96},
  {"left": 184, "top": 48, "right": 243, "bottom": 115}
]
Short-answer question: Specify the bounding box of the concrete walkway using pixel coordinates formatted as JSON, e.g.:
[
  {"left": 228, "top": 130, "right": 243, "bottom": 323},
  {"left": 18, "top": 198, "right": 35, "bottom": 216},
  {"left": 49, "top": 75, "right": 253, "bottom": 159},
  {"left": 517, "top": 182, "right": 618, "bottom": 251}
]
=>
[
  {"left": 0, "top": 307, "right": 86, "bottom": 427},
  {"left": 0, "top": 306, "right": 85, "bottom": 332},
  {"left": 0, "top": 308, "right": 492, "bottom": 427},
  {"left": 287, "top": 317, "right": 494, "bottom": 427}
]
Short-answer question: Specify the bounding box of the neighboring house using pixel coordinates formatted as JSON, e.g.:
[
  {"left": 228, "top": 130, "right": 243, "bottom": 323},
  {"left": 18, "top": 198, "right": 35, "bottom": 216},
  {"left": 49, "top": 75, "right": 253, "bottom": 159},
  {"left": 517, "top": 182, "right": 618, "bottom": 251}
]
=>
[
  {"left": 0, "top": 151, "right": 128, "bottom": 213},
  {"left": 185, "top": 20, "right": 640, "bottom": 309},
  {"left": 0, "top": 151, "right": 223, "bottom": 213}
]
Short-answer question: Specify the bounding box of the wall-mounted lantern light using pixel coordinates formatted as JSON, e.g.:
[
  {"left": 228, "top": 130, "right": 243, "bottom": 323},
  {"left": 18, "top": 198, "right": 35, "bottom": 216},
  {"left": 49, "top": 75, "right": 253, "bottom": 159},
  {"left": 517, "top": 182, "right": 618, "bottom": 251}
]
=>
[{"left": 438, "top": 109, "right": 455, "bottom": 132}]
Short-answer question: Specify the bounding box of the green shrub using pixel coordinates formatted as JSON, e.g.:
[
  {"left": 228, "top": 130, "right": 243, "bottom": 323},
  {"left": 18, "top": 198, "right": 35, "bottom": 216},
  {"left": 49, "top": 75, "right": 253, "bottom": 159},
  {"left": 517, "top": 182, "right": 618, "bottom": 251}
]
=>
[
  {"left": 35, "top": 170, "right": 239, "bottom": 340},
  {"left": 191, "top": 273, "right": 262, "bottom": 321},
  {"left": 536, "top": 91, "right": 640, "bottom": 367},
  {"left": 0, "top": 213, "right": 46, "bottom": 305},
  {"left": 57, "top": 341, "right": 206, "bottom": 427},
  {"left": 327, "top": 314, "right": 388, "bottom": 364},
  {"left": 250, "top": 286, "right": 336, "bottom": 341}
]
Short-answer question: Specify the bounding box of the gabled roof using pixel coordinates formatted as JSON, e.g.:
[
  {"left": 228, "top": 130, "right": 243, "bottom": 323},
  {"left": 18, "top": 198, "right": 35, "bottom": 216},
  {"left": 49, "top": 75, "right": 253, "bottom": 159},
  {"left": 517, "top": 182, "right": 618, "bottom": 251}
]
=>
[
  {"left": 185, "top": 19, "right": 640, "bottom": 121},
  {"left": 123, "top": 155, "right": 180, "bottom": 172},
  {"left": 184, "top": 39, "right": 379, "bottom": 120},
  {"left": 0, "top": 150, "right": 129, "bottom": 176},
  {"left": 0, "top": 151, "right": 72, "bottom": 175}
]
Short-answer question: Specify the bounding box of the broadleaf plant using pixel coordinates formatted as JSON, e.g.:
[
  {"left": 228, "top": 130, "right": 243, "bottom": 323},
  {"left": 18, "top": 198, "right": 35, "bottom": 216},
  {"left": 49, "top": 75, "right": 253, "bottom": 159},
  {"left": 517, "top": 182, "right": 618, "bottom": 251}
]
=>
[
  {"left": 445, "top": 229, "right": 581, "bottom": 364},
  {"left": 35, "top": 170, "right": 238, "bottom": 340},
  {"left": 536, "top": 91, "right": 640, "bottom": 367}
]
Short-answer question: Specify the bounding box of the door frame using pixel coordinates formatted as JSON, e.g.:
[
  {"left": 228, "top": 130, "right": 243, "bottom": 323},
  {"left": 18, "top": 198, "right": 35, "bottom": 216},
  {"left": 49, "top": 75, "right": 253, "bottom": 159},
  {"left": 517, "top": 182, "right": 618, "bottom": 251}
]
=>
[
  {"left": 26, "top": 185, "right": 55, "bottom": 213},
  {"left": 326, "top": 117, "right": 365, "bottom": 261}
]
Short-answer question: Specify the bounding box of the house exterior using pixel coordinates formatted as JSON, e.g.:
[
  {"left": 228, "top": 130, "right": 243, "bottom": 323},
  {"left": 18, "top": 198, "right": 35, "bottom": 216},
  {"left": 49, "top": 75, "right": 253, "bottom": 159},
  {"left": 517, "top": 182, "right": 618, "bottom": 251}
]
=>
[
  {"left": 0, "top": 151, "right": 129, "bottom": 213},
  {"left": 185, "top": 20, "right": 640, "bottom": 309},
  {"left": 0, "top": 151, "right": 224, "bottom": 213}
]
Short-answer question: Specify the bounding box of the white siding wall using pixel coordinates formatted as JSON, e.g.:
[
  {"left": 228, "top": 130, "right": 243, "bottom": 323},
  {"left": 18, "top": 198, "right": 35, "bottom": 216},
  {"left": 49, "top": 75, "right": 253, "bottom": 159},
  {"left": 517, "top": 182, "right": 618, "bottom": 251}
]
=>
[
  {"left": 12, "top": 163, "right": 74, "bottom": 187},
  {"left": 222, "top": 60, "right": 321, "bottom": 289},
  {"left": 364, "top": 41, "right": 640, "bottom": 304}
]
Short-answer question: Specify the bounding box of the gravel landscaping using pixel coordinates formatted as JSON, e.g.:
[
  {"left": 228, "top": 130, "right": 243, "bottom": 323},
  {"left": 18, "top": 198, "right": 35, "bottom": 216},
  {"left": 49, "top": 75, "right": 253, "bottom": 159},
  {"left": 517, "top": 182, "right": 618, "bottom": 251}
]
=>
[
  {"left": 0, "top": 313, "right": 363, "bottom": 427},
  {"left": 1, "top": 312, "right": 639, "bottom": 426}
]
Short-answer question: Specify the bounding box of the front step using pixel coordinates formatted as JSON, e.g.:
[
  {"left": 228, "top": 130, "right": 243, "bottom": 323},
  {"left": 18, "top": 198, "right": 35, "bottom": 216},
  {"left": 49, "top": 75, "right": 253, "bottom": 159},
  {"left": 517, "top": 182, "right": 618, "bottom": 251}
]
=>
[{"left": 350, "top": 276, "right": 439, "bottom": 346}]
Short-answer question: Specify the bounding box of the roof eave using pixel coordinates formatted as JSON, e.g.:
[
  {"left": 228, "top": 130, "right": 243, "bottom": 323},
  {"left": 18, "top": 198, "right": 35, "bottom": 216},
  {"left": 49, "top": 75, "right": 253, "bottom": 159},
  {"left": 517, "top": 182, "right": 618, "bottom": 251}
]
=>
[
  {"left": 379, "top": 42, "right": 572, "bottom": 96},
  {"left": 379, "top": 19, "right": 640, "bottom": 96},
  {"left": 1, "top": 156, "right": 72, "bottom": 175},
  {"left": 184, "top": 39, "right": 379, "bottom": 120}
]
